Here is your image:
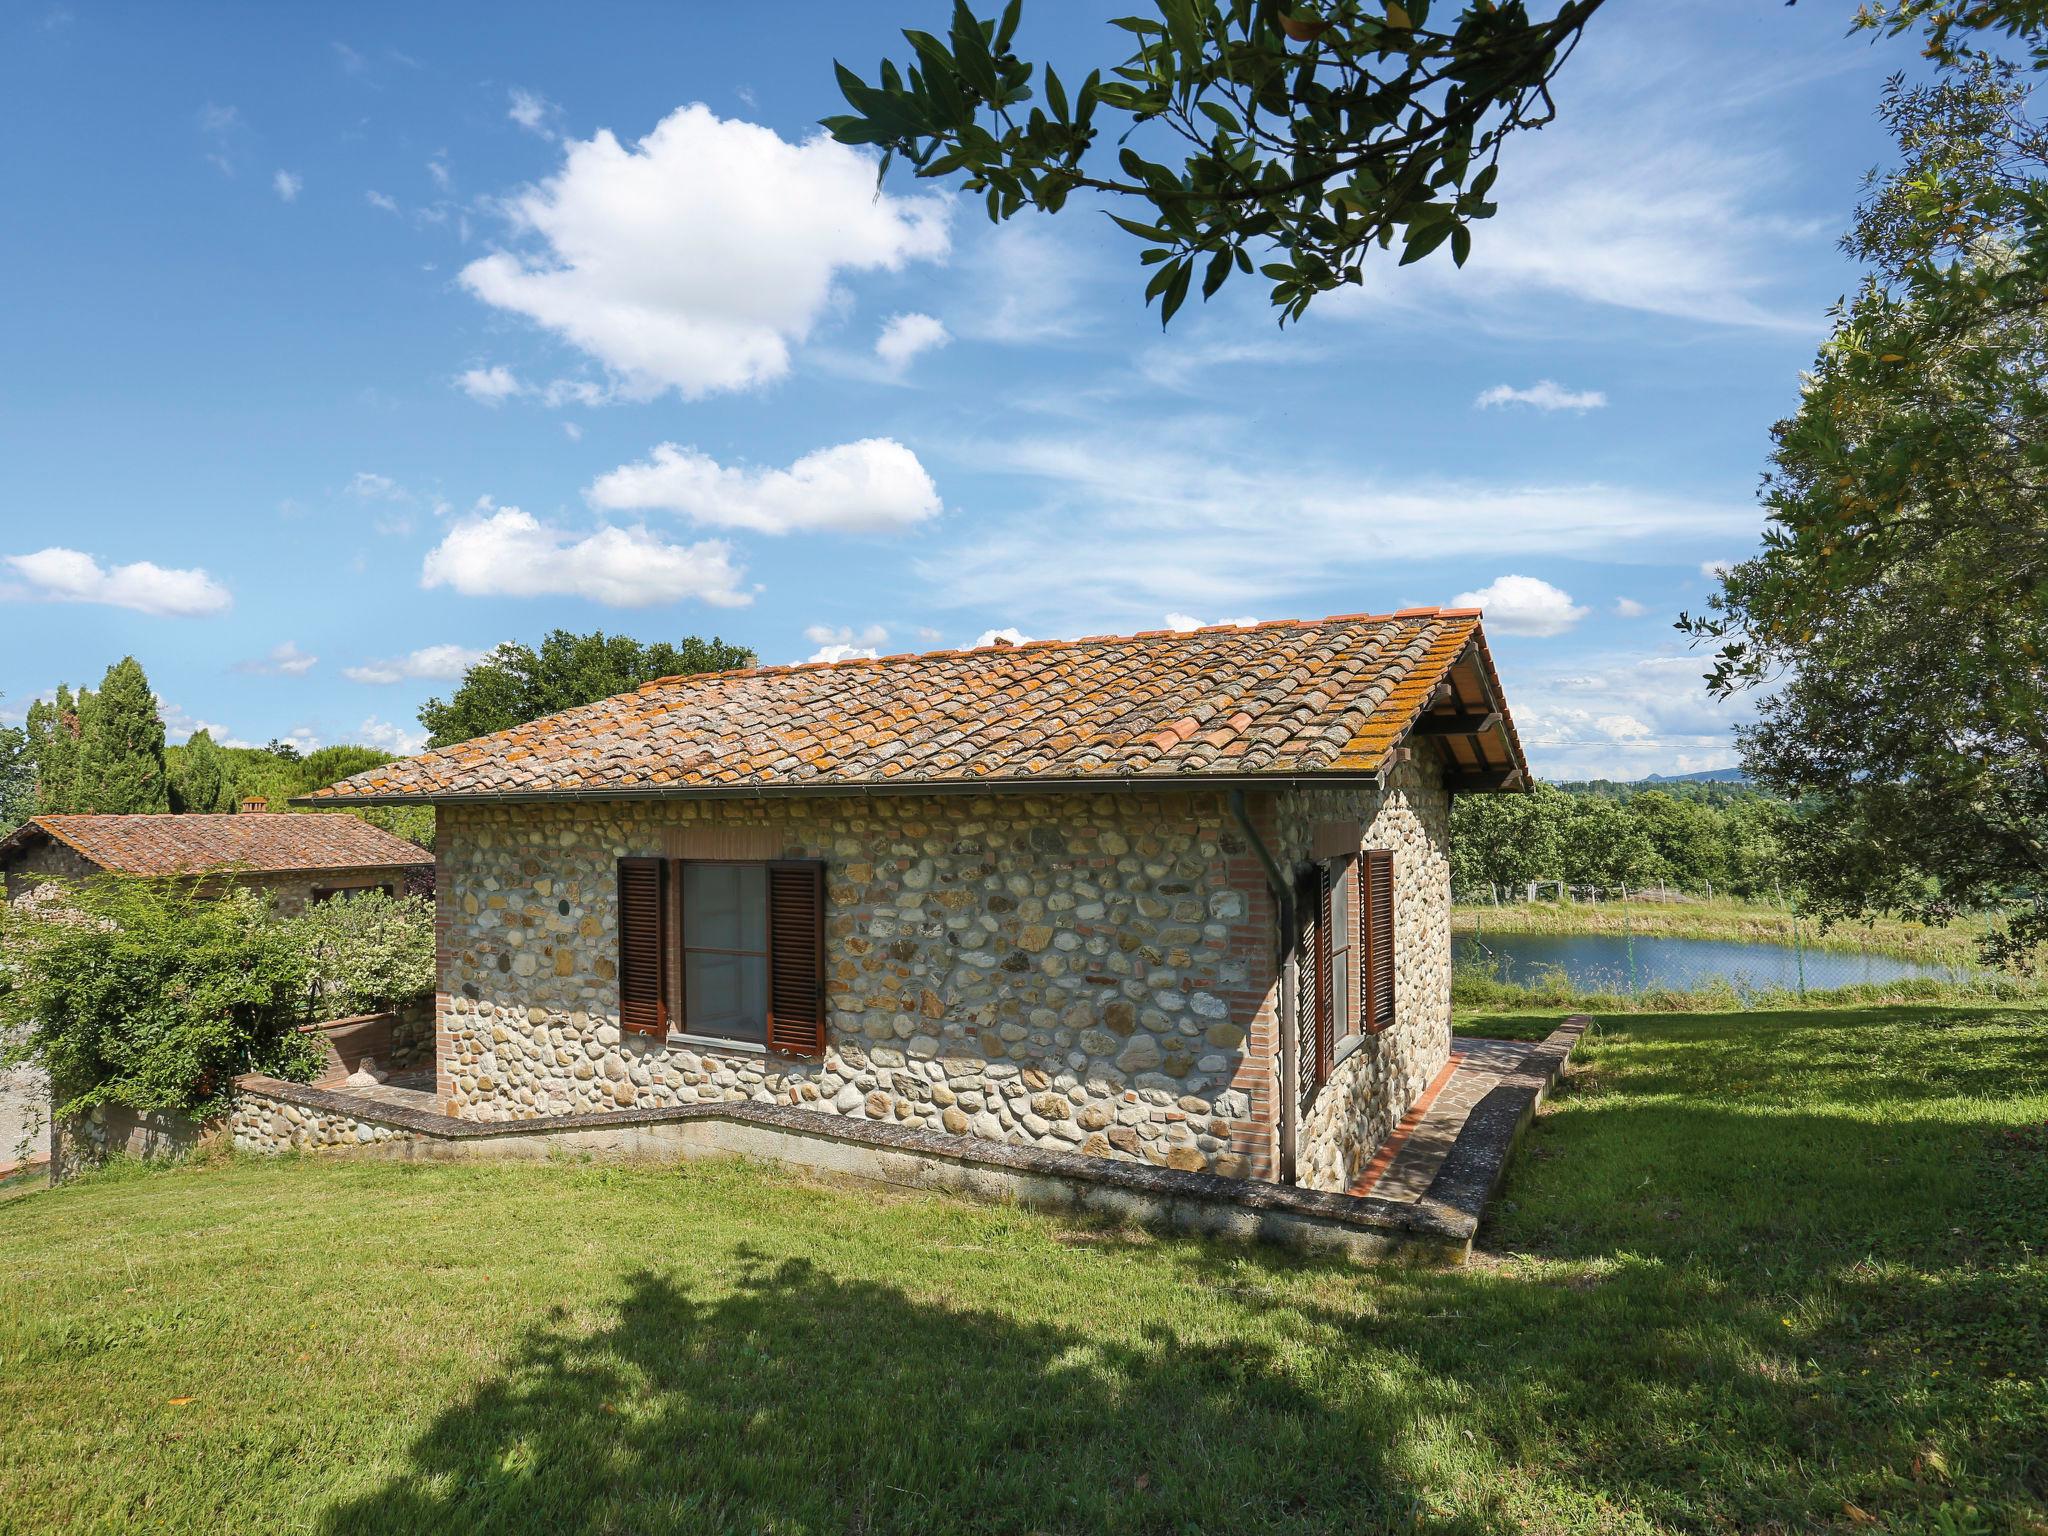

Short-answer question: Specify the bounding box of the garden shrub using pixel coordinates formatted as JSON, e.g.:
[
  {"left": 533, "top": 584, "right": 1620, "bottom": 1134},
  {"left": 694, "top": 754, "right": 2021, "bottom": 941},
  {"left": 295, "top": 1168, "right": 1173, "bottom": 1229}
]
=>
[
  {"left": 0, "top": 880, "right": 437, "bottom": 1122},
  {"left": 279, "top": 887, "right": 435, "bottom": 1016},
  {"left": 0, "top": 877, "right": 320, "bottom": 1121}
]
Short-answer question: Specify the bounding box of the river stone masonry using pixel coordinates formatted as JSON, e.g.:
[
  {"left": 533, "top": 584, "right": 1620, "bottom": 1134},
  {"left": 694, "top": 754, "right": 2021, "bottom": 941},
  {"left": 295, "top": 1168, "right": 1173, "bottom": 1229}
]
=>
[
  {"left": 1288, "top": 754, "right": 1454, "bottom": 1193},
  {"left": 230, "top": 1088, "right": 418, "bottom": 1153},
  {"left": 429, "top": 756, "right": 1450, "bottom": 1185}
]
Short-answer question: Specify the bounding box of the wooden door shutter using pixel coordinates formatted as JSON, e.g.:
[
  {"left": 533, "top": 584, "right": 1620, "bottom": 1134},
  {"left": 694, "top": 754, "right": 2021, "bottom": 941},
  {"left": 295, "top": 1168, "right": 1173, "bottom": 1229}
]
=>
[
  {"left": 1361, "top": 850, "right": 1396, "bottom": 1032},
  {"left": 617, "top": 857, "right": 668, "bottom": 1039},
  {"left": 766, "top": 862, "right": 827, "bottom": 1059}
]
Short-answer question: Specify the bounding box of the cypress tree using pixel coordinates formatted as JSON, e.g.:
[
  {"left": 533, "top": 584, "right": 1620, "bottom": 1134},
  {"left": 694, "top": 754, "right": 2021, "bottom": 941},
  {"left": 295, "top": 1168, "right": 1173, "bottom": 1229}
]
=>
[
  {"left": 75, "top": 658, "right": 169, "bottom": 813},
  {"left": 170, "top": 727, "right": 235, "bottom": 813},
  {"left": 26, "top": 685, "right": 84, "bottom": 814}
]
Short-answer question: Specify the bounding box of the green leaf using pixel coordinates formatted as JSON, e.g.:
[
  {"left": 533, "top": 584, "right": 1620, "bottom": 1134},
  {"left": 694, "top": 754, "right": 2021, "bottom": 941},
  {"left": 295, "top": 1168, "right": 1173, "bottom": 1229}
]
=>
[
  {"left": 1159, "top": 257, "right": 1195, "bottom": 324},
  {"left": 1451, "top": 223, "right": 1471, "bottom": 267},
  {"left": 1202, "top": 246, "right": 1234, "bottom": 299},
  {"left": 1398, "top": 221, "right": 1453, "bottom": 265}
]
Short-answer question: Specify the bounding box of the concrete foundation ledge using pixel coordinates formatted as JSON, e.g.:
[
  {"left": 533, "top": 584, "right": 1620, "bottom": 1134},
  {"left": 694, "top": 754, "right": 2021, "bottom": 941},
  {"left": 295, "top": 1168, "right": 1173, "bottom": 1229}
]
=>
[
  {"left": 231, "top": 1015, "right": 1590, "bottom": 1266},
  {"left": 1414, "top": 1014, "right": 1590, "bottom": 1236}
]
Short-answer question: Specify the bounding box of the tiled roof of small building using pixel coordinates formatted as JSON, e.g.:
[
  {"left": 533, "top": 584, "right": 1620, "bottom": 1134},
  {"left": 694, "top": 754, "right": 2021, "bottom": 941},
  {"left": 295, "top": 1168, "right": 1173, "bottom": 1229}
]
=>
[
  {"left": 302, "top": 608, "right": 1527, "bottom": 804},
  {"left": 0, "top": 813, "right": 432, "bottom": 876}
]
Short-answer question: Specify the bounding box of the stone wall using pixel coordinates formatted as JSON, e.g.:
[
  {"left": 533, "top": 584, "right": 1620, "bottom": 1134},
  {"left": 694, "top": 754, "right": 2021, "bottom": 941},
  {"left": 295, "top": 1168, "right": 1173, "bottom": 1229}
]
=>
[
  {"left": 0, "top": 837, "right": 99, "bottom": 904},
  {"left": 435, "top": 791, "right": 1281, "bottom": 1177},
  {"left": 0, "top": 844, "right": 428, "bottom": 916},
  {"left": 431, "top": 754, "right": 1454, "bottom": 1187},
  {"left": 229, "top": 1088, "right": 417, "bottom": 1153},
  {"left": 1283, "top": 752, "right": 1454, "bottom": 1193}
]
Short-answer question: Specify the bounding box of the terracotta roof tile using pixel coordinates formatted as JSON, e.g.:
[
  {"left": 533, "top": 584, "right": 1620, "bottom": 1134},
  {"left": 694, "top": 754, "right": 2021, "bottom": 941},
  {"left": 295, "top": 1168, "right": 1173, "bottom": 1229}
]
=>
[
  {"left": 1, "top": 814, "right": 432, "bottom": 877},
  {"left": 303, "top": 609, "right": 1527, "bottom": 803}
]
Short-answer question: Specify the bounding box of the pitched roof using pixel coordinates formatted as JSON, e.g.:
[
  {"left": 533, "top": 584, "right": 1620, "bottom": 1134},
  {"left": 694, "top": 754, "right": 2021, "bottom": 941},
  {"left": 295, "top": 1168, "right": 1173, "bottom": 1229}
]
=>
[
  {"left": 301, "top": 608, "right": 1527, "bottom": 805},
  {"left": 0, "top": 813, "right": 432, "bottom": 877}
]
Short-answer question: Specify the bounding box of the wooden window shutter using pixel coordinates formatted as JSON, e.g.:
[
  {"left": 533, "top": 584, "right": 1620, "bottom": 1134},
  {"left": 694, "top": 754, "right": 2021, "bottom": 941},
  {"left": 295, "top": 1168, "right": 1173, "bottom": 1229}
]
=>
[
  {"left": 617, "top": 857, "right": 668, "bottom": 1039},
  {"left": 766, "top": 862, "right": 827, "bottom": 1059},
  {"left": 1294, "top": 865, "right": 1333, "bottom": 1107},
  {"left": 1361, "top": 850, "right": 1397, "bottom": 1032},
  {"left": 1315, "top": 862, "right": 1336, "bottom": 1083}
]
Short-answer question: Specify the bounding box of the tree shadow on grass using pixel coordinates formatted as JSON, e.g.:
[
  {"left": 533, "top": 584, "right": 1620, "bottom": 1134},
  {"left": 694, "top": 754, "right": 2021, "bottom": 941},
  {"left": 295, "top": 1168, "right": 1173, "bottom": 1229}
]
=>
[{"left": 318, "top": 1248, "right": 1500, "bottom": 1536}]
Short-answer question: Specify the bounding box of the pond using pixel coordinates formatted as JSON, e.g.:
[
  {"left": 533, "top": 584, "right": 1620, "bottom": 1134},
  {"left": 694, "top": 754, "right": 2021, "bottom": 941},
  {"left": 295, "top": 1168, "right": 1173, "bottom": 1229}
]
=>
[{"left": 1458, "top": 931, "right": 1971, "bottom": 995}]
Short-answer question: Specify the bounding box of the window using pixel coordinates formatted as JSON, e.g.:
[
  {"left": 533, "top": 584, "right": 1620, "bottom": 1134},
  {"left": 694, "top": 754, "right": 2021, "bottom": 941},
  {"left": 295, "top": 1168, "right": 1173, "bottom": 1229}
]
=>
[
  {"left": 615, "top": 857, "right": 826, "bottom": 1058},
  {"left": 1298, "top": 849, "right": 1397, "bottom": 1106},
  {"left": 680, "top": 863, "right": 769, "bottom": 1044}
]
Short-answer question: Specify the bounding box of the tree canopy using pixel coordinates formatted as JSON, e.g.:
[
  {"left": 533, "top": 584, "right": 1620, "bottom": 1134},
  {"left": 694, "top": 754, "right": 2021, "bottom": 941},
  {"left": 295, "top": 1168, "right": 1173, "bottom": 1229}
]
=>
[
  {"left": 418, "top": 630, "right": 756, "bottom": 748},
  {"left": 168, "top": 727, "right": 235, "bottom": 814},
  {"left": 827, "top": 1, "right": 2043, "bottom": 323},
  {"left": 1686, "top": 53, "right": 2048, "bottom": 965}
]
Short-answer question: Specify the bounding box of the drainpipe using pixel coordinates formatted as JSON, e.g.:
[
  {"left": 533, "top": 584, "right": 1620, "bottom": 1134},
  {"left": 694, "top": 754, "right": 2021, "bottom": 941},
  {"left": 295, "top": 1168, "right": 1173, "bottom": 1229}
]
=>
[{"left": 1228, "top": 787, "right": 1298, "bottom": 1186}]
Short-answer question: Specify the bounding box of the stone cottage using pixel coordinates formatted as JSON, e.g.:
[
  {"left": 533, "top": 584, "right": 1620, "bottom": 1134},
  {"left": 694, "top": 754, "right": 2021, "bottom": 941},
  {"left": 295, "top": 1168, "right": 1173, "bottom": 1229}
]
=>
[
  {"left": 0, "top": 813, "right": 432, "bottom": 913},
  {"left": 303, "top": 610, "right": 1527, "bottom": 1193}
]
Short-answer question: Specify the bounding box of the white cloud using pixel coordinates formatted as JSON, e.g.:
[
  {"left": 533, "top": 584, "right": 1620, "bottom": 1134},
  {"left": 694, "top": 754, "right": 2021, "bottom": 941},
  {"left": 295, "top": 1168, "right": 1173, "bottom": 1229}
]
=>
[
  {"left": 805, "top": 643, "right": 878, "bottom": 664},
  {"left": 587, "top": 438, "right": 941, "bottom": 535},
  {"left": 1451, "top": 575, "right": 1590, "bottom": 638},
  {"left": 457, "top": 365, "right": 524, "bottom": 403},
  {"left": 420, "top": 503, "right": 748, "bottom": 608},
  {"left": 272, "top": 169, "right": 302, "bottom": 202},
  {"left": 919, "top": 432, "right": 1760, "bottom": 630},
  {"left": 5, "top": 547, "right": 230, "bottom": 617},
  {"left": 356, "top": 716, "right": 428, "bottom": 756},
  {"left": 953, "top": 218, "right": 1083, "bottom": 343},
  {"left": 343, "top": 643, "right": 490, "bottom": 685},
  {"left": 1613, "top": 597, "right": 1648, "bottom": 618},
  {"left": 427, "top": 157, "right": 451, "bottom": 191},
  {"left": 875, "top": 312, "right": 950, "bottom": 375},
  {"left": 365, "top": 190, "right": 400, "bottom": 214},
  {"left": 972, "top": 627, "right": 1031, "bottom": 648},
  {"left": 507, "top": 87, "right": 558, "bottom": 138},
  {"left": 1475, "top": 380, "right": 1606, "bottom": 412},
  {"left": 1323, "top": 59, "right": 1820, "bottom": 334},
  {"left": 349, "top": 471, "right": 405, "bottom": 500},
  {"left": 235, "top": 641, "right": 319, "bottom": 677},
  {"left": 539, "top": 378, "right": 609, "bottom": 407},
  {"left": 1511, "top": 651, "right": 1751, "bottom": 781},
  {"left": 804, "top": 623, "right": 889, "bottom": 648},
  {"left": 1163, "top": 612, "right": 1258, "bottom": 631},
  {"left": 459, "top": 104, "right": 949, "bottom": 399},
  {"left": 562, "top": 422, "right": 583, "bottom": 441},
  {"left": 197, "top": 102, "right": 245, "bottom": 176}
]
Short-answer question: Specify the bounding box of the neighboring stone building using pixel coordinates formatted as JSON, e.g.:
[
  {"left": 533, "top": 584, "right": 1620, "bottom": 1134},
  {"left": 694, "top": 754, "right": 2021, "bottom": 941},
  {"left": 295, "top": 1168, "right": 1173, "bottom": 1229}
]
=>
[
  {"left": 0, "top": 812, "right": 432, "bottom": 913},
  {"left": 303, "top": 610, "right": 1527, "bottom": 1193}
]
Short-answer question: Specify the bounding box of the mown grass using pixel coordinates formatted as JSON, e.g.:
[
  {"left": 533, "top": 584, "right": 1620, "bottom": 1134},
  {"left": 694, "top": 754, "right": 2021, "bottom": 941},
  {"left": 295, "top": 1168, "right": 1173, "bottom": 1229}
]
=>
[
  {"left": 1, "top": 1006, "right": 2043, "bottom": 1534},
  {"left": 1453, "top": 895, "right": 1990, "bottom": 967},
  {"left": 1452, "top": 967, "right": 2048, "bottom": 1019}
]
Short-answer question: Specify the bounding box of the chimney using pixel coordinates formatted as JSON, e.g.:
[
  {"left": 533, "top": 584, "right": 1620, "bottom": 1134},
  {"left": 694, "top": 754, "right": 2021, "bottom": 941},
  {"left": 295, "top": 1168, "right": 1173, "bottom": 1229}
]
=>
[{"left": 239, "top": 796, "right": 269, "bottom": 814}]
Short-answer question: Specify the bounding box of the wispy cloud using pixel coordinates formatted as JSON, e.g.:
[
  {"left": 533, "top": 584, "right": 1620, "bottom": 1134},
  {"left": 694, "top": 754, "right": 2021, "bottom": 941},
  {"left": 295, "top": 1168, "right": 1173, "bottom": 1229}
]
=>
[
  {"left": 1475, "top": 380, "right": 1606, "bottom": 412},
  {"left": 272, "top": 169, "right": 303, "bottom": 202},
  {"left": 235, "top": 641, "right": 318, "bottom": 677},
  {"left": 916, "top": 429, "right": 1759, "bottom": 630}
]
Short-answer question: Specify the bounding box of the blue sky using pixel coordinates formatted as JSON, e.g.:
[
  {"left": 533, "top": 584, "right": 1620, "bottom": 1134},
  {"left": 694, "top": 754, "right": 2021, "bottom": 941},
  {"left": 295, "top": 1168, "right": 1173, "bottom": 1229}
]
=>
[{"left": 1, "top": 1, "right": 1912, "bottom": 777}]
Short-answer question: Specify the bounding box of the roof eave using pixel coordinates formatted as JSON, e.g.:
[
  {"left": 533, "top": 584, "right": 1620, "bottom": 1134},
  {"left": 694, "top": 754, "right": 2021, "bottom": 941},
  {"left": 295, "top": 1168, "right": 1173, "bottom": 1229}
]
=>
[{"left": 291, "top": 768, "right": 1389, "bottom": 809}]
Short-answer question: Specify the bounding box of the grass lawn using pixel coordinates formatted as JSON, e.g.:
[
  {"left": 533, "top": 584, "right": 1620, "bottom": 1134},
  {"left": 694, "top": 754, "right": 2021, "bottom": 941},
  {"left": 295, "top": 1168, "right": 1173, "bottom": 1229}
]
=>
[{"left": 2, "top": 1008, "right": 2044, "bottom": 1534}]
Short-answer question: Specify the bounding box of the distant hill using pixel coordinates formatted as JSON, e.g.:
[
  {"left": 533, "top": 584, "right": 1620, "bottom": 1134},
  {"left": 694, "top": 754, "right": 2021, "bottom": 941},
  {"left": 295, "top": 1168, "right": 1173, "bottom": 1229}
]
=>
[{"left": 1642, "top": 768, "right": 1748, "bottom": 784}]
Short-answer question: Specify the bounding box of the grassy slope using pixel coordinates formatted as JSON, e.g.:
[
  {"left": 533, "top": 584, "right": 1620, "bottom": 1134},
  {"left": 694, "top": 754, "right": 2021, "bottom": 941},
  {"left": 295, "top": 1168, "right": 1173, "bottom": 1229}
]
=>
[
  {"left": 2, "top": 1008, "right": 2043, "bottom": 1534},
  {"left": 1453, "top": 897, "right": 1986, "bottom": 967}
]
